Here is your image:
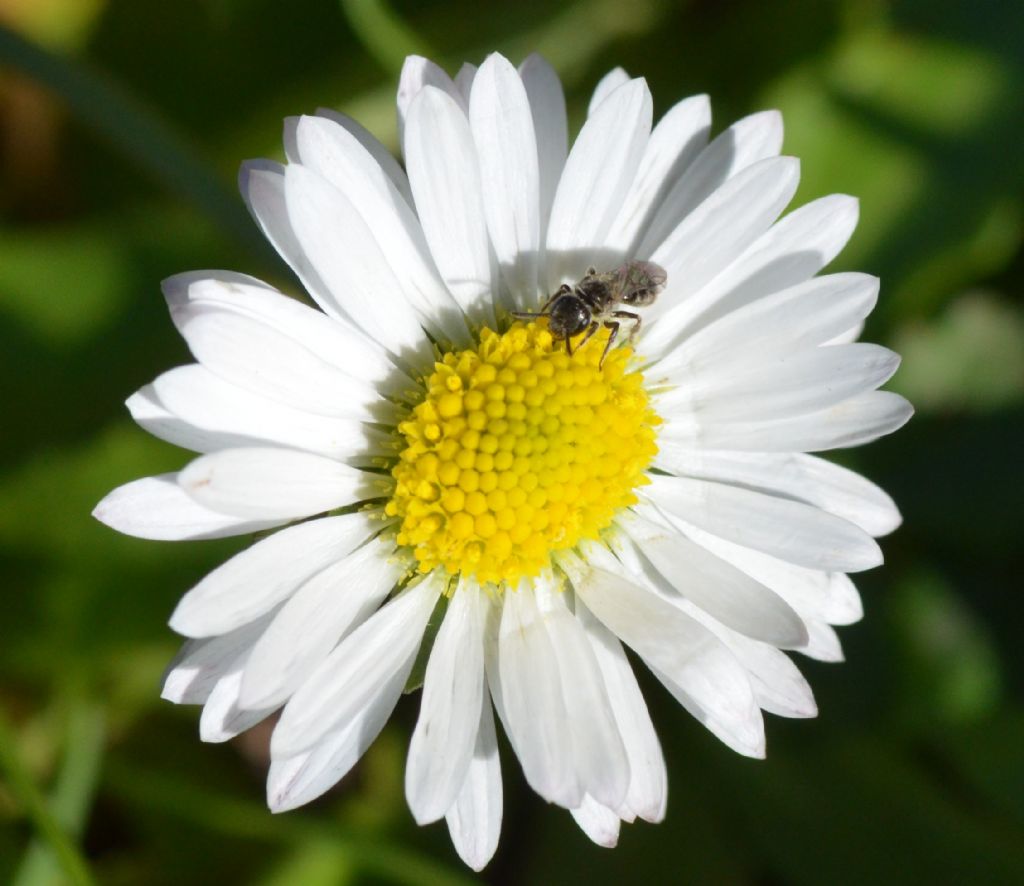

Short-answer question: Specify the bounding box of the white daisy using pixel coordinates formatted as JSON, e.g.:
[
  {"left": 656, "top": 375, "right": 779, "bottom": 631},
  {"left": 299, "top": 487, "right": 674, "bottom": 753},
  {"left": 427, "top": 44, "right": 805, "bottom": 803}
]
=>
[{"left": 94, "top": 53, "right": 911, "bottom": 869}]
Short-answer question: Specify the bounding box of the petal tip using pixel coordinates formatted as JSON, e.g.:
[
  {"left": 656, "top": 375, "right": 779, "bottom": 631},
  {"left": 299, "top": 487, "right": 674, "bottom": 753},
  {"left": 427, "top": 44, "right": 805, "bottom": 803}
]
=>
[
  {"left": 91, "top": 499, "right": 109, "bottom": 525},
  {"left": 266, "top": 778, "right": 296, "bottom": 814},
  {"left": 167, "top": 602, "right": 206, "bottom": 639},
  {"left": 160, "top": 272, "right": 194, "bottom": 307}
]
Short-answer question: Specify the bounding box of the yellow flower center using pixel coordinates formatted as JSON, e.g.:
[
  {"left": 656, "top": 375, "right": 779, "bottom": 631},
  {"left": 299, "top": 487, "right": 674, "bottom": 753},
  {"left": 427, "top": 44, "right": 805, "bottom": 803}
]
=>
[{"left": 385, "top": 321, "right": 660, "bottom": 586}]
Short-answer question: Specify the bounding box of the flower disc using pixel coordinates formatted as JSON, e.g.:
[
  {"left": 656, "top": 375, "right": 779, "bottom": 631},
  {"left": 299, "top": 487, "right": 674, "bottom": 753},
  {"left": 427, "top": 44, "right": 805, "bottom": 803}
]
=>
[{"left": 387, "top": 322, "right": 660, "bottom": 585}]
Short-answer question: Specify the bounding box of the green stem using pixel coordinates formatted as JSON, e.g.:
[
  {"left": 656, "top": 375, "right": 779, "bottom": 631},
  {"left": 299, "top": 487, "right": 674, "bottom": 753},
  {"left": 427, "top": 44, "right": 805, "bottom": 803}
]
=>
[
  {"left": 0, "top": 24, "right": 266, "bottom": 258},
  {"left": 0, "top": 705, "right": 96, "bottom": 886}
]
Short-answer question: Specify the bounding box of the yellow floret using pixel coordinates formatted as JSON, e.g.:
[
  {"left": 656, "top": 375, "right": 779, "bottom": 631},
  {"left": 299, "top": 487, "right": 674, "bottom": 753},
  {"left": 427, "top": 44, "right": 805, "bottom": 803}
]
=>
[{"left": 387, "top": 322, "right": 659, "bottom": 585}]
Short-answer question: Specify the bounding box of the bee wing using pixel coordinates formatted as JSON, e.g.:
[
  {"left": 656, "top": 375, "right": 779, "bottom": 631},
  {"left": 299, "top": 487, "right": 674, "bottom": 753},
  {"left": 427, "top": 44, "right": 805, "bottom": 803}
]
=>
[
  {"left": 615, "top": 260, "right": 668, "bottom": 299},
  {"left": 629, "top": 260, "right": 667, "bottom": 291}
]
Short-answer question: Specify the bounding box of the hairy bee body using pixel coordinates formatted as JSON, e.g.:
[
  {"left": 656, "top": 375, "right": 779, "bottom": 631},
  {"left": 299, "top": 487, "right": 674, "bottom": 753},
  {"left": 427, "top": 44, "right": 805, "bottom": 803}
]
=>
[{"left": 513, "top": 260, "right": 667, "bottom": 365}]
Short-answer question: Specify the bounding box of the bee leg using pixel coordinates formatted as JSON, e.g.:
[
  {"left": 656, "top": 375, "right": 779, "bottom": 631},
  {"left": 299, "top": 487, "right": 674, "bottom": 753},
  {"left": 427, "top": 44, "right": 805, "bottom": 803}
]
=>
[
  {"left": 611, "top": 310, "right": 641, "bottom": 343},
  {"left": 600, "top": 321, "right": 620, "bottom": 367},
  {"left": 512, "top": 285, "right": 571, "bottom": 322},
  {"left": 572, "top": 320, "right": 600, "bottom": 357}
]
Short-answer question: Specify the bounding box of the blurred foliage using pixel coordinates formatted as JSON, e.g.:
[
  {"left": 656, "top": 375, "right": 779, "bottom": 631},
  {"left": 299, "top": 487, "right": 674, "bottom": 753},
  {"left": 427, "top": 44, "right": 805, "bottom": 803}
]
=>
[{"left": 0, "top": 0, "right": 1022, "bottom": 883}]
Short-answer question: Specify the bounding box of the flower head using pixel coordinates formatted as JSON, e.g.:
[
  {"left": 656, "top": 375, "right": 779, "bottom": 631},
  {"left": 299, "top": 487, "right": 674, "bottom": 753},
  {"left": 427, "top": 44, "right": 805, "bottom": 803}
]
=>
[{"left": 94, "top": 53, "right": 911, "bottom": 869}]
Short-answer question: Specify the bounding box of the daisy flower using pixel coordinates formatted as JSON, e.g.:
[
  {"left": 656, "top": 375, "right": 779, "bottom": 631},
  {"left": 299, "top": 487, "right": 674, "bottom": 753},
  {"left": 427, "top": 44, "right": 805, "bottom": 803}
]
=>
[{"left": 94, "top": 53, "right": 911, "bottom": 868}]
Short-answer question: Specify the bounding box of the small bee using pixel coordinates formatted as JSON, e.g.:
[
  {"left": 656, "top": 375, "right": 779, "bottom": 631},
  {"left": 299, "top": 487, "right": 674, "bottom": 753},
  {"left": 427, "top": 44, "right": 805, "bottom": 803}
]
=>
[{"left": 512, "top": 260, "right": 667, "bottom": 366}]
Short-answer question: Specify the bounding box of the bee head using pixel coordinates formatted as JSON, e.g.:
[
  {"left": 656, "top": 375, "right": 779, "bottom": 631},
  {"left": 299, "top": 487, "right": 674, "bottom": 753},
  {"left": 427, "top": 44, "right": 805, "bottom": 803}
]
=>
[{"left": 547, "top": 295, "right": 592, "bottom": 340}]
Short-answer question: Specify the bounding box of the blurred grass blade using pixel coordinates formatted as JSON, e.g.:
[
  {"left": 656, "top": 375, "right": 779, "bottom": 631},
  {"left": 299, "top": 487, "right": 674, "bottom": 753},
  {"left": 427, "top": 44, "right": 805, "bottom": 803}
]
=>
[
  {"left": 105, "top": 760, "right": 477, "bottom": 886},
  {"left": 498, "top": 0, "right": 667, "bottom": 84},
  {"left": 12, "top": 697, "right": 106, "bottom": 886},
  {"left": 0, "top": 706, "right": 96, "bottom": 886},
  {"left": 0, "top": 24, "right": 264, "bottom": 258},
  {"left": 259, "top": 841, "right": 356, "bottom": 886},
  {"left": 339, "top": 0, "right": 435, "bottom": 74}
]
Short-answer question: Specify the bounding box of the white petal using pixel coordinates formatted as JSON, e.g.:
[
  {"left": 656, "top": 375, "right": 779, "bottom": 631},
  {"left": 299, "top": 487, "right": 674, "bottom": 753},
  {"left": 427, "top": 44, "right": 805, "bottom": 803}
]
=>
[
  {"left": 166, "top": 302, "right": 390, "bottom": 422},
  {"left": 169, "top": 511, "right": 381, "bottom": 637},
  {"left": 587, "top": 67, "right": 629, "bottom": 115},
  {"left": 706, "top": 635, "right": 816, "bottom": 719},
  {"left": 126, "top": 385, "right": 212, "bottom": 454},
  {"left": 239, "top": 160, "right": 440, "bottom": 366},
  {"left": 454, "top": 63, "right": 477, "bottom": 104},
  {"left": 490, "top": 579, "right": 579, "bottom": 807},
  {"left": 93, "top": 474, "right": 280, "bottom": 541},
  {"left": 545, "top": 78, "right": 652, "bottom": 289},
  {"left": 664, "top": 590, "right": 818, "bottom": 718},
  {"left": 577, "top": 602, "right": 667, "bottom": 823},
  {"left": 283, "top": 163, "right": 433, "bottom": 367},
  {"left": 271, "top": 573, "right": 443, "bottom": 757},
  {"left": 650, "top": 660, "right": 765, "bottom": 758},
  {"left": 571, "top": 796, "right": 620, "bottom": 848},
  {"left": 656, "top": 343, "right": 901, "bottom": 424},
  {"left": 642, "top": 195, "right": 860, "bottom": 356},
  {"left": 822, "top": 573, "right": 864, "bottom": 625},
  {"left": 239, "top": 160, "right": 334, "bottom": 316},
  {"left": 199, "top": 668, "right": 275, "bottom": 743},
  {"left": 291, "top": 115, "right": 471, "bottom": 348},
  {"left": 162, "top": 616, "right": 271, "bottom": 704},
  {"left": 644, "top": 474, "right": 882, "bottom": 573},
  {"left": 647, "top": 156, "right": 800, "bottom": 326},
  {"left": 406, "top": 583, "right": 487, "bottom": 824},
  {"left": 648, "top": 512, "right": 864, "bottom": 627},
  {"left": 289, "top": 114, "right": 408, "bottom": 208},
  {"left": 519, "top": 53, "right": 567, "bottom": 240},
  {"left": 239, "top": 535, "right": 404, "bottom": 709},
  {"left": 728, "top": 641, "right": 817, "bottom": 719},
  {"left": 619, "top": 511, "right": 807, "bottom": 647},
  {"left": 404, "top": 86, "right": 498, "bottom": 326},
  {"left": 536, "top": 576, "right": 629, "bottom": 811},
  {"left": 267, "top": 667, "right": 408, "bottom": 812},
  {"left": 638, "top": 110, "right": 784, "bottom": 257},
  {"left": 469, "top": 53, "right": 541, "bottom": 308},
  {"left": 164, "top": 261, "right": 411, "bottom": 396},
  {"left": 659, "top": 391, "right": 914, "bottom": 452},
  {"left": 826, "top": 321, "right": 865, "bottom": 345},
  {"left": 138, "top": 365, "right": 390, "bottom": 462},
  {"left": 314, "top": 107, "right": 414, "bottom": 206},
  {"left": 397, "top": 55, "right": 462, "bottom": 145},
  {"left": 603, "top": 93, "right": 712, "bottom": 258},
  {"left": 653, "top": 449, "right": 901, "bottom": 538},
  {"left": 445, "top": 696, "right": 502, "bottom": 872},
  {"left": 801, "top": 620, "right": 845, "bottom": 662},
  {"left": 646, "top": 272, "right": 878, "bottom": 373},
  {"left": 561, "top": 547, "right": 764, "bottom": 759},
  {"left": 178, "top": 447, "right": 376, "bottom": 521}
]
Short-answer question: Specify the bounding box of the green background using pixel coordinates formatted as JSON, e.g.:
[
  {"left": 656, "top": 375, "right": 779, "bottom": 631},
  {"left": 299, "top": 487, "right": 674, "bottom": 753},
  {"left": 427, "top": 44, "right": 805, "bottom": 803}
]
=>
[{"left": 1, "top": 0, "right": 1022, "bottom": 883}]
